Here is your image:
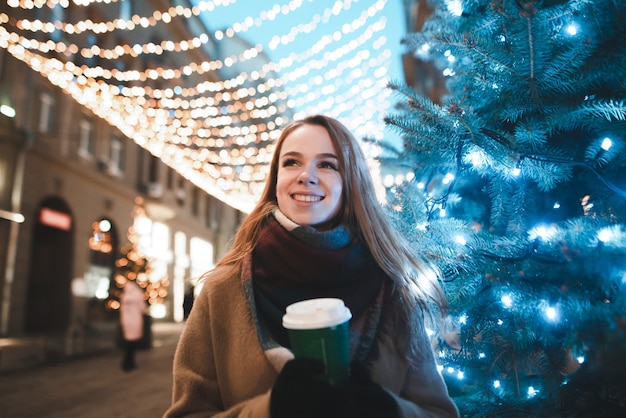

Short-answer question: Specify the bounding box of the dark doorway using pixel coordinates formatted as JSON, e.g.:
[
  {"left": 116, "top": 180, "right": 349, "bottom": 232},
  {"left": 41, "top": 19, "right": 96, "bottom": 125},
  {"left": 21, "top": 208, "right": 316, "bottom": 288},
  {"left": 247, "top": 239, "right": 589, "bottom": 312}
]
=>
[{"left": 24, "top": 197, "right": 74, "bottom": 334}]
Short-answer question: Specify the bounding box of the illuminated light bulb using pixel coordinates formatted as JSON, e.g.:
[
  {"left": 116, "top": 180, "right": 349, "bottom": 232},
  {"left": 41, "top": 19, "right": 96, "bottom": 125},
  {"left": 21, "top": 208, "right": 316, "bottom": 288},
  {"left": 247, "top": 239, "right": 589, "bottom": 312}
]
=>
[
  {"left": 527, "top": 386, "right": 538, "bottom": 398},
  {"left": 493, "top": 380, "right": 501, "bottom": 389},
  {"left": 455, "top": 235, "right": 466, "bottom": 245},
  {"left": 466, "top": 150, "right": 486, "bottom": 168},
  {"left": 415, "top": 223, "right": 428, "bottom": 231},
  {"left": 601, "top": 137, "right": 612, "bottom": 150},
  {"left": 501, "top": 294, "right": 513, "bottom": 308},
  {"left": 456, "top": 371, "right": 464, "bottom": 379},
  {"left": 99, "top": 219, "right": 112, "bottom": 232},
  {"left": 512, "top": 166, "right": 521, "bottom": 176},
  {"left": 566, "top": 24, "right": 578, "bottom": 36},
  {"left": 529, "top": 225, "right": 557, "bottom": 240},
  {"left": 0, "top": 104, "right": 16, "bottom": 118},
  {"left": 459, "top": 314, "right": 467, "bottom": 324},
  {"left": 479, "top": 353, "right": 486, "bottom": 359},
  {"left": 545, "top": 306, "right": 558, "bottom": 321},
  {"left": 446, "top": 0, "right": 463, "bottom": 16},
  {"left": 553, "top": 202, "right": 560, "bottom": 209},
  {"left": 442, "top": 68, "right": 455, "bottom": 76},
  {"left": 577, "top": 356, "right": 585, "bottom": 364},
  {"left": 597, "top": 227, "right": 613, "bottom": 243}
]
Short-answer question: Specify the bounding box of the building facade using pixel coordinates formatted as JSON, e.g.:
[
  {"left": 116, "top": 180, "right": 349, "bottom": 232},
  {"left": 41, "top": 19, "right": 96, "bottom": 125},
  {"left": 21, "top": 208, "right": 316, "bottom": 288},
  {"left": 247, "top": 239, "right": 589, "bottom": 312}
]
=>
[{"left": 0, "top": 0, "right": 246, "bottom": 355}]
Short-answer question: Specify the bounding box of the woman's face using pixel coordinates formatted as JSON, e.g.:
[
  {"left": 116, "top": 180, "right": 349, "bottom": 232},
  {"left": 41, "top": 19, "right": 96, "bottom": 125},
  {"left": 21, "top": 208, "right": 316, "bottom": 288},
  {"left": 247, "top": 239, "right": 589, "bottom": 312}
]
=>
[{"left": 276, "top": 124, "right": 343, "bottom": 230}]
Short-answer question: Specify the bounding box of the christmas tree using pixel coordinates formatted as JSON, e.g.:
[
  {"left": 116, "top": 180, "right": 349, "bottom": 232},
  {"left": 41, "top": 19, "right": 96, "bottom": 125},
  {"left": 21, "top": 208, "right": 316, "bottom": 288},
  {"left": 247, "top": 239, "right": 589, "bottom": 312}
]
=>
[
  {"left": 106, "top": 201, "right": 168, "bottom": 312},
  {"left": 106, "top": 219, "right": 151, "bottom": 312},
  {"left": 381, "top": 0, "right": 626, "bottom": 416}
]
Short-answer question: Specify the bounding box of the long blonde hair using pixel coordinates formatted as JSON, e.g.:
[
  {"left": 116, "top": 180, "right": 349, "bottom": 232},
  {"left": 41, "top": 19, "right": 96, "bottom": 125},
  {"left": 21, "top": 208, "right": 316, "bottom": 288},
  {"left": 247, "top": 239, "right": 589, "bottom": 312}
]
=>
[{"left": 216, "top": 115, "right": 448, "bottom": 356}]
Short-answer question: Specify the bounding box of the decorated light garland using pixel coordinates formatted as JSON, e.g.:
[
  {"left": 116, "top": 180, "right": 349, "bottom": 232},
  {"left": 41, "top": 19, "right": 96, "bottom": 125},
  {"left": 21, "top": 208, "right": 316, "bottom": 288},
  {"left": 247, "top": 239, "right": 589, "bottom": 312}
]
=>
[{"left": 1, "top": 0, "right": 394, "bottom": 212}]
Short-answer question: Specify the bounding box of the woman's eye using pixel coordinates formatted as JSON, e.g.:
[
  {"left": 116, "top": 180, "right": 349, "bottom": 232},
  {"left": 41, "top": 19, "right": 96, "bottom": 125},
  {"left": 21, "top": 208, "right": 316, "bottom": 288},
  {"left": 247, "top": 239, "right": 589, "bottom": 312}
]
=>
[
  {"left": 282, "top": 158, "right": 298, "bottom": 167},
  {"left": 319, "top": 161, "right": 338, "bottom": 170}
]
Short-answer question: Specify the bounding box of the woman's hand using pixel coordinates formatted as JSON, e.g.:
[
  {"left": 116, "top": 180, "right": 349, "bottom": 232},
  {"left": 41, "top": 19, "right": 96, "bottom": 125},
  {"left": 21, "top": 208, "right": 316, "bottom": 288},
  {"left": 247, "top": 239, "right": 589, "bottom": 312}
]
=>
[
  {"left": 341, "top": 362, "right": 400, "bottom": 418},
  {"left": 270, "top": 358, "right": 344, "bottom": 418},
  {"left": 270, "top": 359, "right": 399, "bottom": 418}
]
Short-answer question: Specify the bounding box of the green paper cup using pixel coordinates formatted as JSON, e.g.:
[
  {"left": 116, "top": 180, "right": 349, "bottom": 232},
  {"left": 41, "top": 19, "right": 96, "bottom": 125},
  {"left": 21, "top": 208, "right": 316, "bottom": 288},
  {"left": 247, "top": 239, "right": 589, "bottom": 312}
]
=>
[{"left": 282, "top": 298, "right": 352, "bottom": 386}]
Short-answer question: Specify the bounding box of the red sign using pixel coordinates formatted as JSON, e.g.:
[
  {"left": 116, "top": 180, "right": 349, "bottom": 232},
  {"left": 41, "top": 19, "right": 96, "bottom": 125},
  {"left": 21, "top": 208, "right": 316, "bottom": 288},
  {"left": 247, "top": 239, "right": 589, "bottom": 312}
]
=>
[{"left": 39, "top": 207, "right": 72, "bottom": 231}]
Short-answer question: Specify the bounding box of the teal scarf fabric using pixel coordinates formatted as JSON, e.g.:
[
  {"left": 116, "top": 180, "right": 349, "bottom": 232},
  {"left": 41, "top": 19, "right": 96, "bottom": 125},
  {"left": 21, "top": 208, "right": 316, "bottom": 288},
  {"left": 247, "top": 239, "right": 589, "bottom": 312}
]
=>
[{"left": 245, "top": 209, "right": 386, "bottom": 362}]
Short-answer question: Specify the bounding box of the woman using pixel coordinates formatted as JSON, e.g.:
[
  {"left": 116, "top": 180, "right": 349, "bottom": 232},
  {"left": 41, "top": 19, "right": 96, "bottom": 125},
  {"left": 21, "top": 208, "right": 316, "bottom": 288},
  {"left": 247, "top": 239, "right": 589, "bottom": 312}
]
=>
[
  {"left": 164, "top": 115, "right": 459, "bottom": 417},
  {"left": 119, "top": 280, "right": 146, "bottom": 372}
]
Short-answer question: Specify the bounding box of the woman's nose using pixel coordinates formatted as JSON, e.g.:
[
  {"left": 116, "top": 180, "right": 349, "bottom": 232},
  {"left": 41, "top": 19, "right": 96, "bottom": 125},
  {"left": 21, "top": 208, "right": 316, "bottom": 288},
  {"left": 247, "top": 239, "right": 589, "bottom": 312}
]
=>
[{"left": 297, "top": 169, "right": 318, "bottom": 184}]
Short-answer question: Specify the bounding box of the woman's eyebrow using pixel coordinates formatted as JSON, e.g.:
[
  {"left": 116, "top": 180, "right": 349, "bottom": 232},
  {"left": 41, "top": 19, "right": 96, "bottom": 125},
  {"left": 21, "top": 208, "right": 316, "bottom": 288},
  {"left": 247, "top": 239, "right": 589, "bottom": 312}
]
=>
[
  {"left": 280, "top": 151, "right": 338, "bottom": 159},
  {"left": 280, "top": 151, "right": 302, "bottom": 158},
  {"left": 318, "top": 153, "right": 338, "bottom": 159}
]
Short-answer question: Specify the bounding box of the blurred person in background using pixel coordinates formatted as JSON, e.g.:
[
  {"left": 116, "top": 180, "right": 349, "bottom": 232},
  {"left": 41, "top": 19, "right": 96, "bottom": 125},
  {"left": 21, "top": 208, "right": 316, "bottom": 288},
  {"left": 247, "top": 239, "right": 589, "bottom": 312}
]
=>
[{"left": 119, "top": 280, "right": 146, "bottom": 372}]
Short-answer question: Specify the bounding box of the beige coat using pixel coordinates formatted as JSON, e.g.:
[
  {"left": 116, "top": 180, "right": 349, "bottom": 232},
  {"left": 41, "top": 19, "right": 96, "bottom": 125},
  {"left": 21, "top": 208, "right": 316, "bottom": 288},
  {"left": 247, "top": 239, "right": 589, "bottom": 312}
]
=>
[{"left": 164, "top": 264, "right": 459, "bottom": 417}]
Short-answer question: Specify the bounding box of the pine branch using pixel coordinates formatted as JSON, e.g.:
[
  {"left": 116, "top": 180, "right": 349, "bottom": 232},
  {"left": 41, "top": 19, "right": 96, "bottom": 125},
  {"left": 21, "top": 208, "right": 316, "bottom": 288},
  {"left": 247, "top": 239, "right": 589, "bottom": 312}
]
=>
[{"left": 584, "top": 99, "right": 626, "bottom": 121}]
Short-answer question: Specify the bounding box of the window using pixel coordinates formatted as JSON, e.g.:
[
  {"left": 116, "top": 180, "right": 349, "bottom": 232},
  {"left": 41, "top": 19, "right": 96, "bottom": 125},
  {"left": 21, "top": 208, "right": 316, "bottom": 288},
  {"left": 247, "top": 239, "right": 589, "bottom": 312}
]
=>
[
  {"left": 134, "top": 214, "right": 153, "bottom": 254},
  {"left": 38, "top": 92, "right": 55, "bottom": 134},
  {"left": 148, "top": 155, "right": 159, "bottom": 183},
  {"left": 109, "top": 136, "right": 124, "bottom": 176},
  {"left": 176, "top": 177, "right": 186, "bottom": 206},
  {"left": 167, "top": 167, "right": 174, "bottom": 190},
  {"left": 78, "top": 119, "right": 94, "bottom": 158},
  {"left": 213, "top": 200, "right": 223, "bottom": 231},
  {"left": 174, "top": 231, "right": 187, "bottom": 261},
  {"left": 152, "top": 222, "right": 170, "bottom": 258},
  {"left": 190, "top": 237, "right": 213, "bottom": 281},
  {"left": 204, "top": 196, "right": 222, "bottom": 231},
  {"left": 144, "top": 155, "right": 163, "bottom": 198},
  {"left": 150, "top": 222, "right": 171, "bottom": 305},
  {"left": 190, "top": 237, "right": 213, "bottom": 296},
  {"left": 191, "top": 187, "right": 199, "bottom": 216},
  {"left": 204, "top": 196, "right": 212, "bottom": 228}
]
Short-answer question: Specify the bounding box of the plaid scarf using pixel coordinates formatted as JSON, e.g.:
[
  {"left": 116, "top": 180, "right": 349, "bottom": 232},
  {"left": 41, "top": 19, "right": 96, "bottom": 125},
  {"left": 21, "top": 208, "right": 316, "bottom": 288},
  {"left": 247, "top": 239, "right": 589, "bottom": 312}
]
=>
[{"left": 243, "top": 209, "right": 386, "bottom": 362}]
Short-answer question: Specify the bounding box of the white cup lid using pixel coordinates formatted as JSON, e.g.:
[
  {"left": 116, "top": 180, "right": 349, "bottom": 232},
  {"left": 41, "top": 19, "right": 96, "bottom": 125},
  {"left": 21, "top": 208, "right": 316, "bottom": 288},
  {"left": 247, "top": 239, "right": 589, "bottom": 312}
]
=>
[{"left": 282, "top": 298, "right": 352, "bottom": 330}]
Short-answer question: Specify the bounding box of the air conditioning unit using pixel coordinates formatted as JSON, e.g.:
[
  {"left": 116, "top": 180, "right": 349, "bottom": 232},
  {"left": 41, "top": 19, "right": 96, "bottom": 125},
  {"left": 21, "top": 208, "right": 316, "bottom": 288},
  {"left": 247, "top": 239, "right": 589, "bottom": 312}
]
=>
[{"left": 146, "top": 182, "right": 164, "bottom": 198}]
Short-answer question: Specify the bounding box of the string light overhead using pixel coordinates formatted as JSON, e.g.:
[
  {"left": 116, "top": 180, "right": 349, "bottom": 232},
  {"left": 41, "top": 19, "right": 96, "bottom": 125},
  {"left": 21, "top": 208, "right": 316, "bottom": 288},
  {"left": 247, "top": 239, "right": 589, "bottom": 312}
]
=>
[{"left": 1, "top": 0, "right": 399, "bottom": 212}]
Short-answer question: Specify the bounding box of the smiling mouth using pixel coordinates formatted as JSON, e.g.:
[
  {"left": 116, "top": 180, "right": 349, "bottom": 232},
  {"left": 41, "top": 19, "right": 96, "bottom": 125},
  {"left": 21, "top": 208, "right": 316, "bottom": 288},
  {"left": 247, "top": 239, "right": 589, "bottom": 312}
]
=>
[{"left": 292, "top": 194, "right": 323, "bottom": 202}]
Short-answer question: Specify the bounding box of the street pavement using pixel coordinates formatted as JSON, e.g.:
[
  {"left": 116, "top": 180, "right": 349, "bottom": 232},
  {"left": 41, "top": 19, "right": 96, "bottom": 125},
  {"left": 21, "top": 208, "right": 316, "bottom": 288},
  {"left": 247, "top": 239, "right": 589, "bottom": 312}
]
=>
[{"left": 0, "top": 322, "right": 185, "bottom": 418}]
